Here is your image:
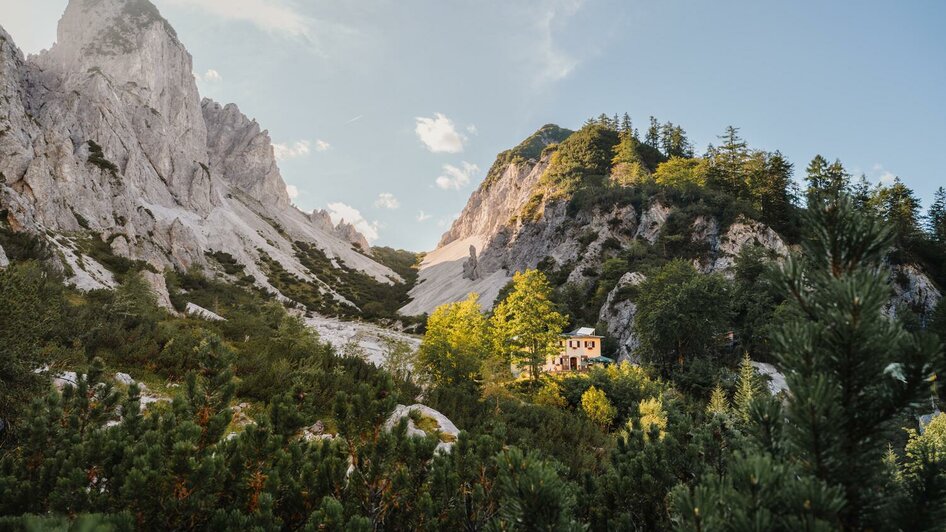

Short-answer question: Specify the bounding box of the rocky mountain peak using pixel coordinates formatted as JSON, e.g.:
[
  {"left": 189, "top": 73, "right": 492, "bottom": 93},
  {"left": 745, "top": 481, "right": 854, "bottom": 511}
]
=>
[
  {"left": 41, "top": 0, "right": 179, "bottom": 71},
  {"left": 438, "top": 124, "right": 572, "bottom": 248},
  {"left": 202, "top": 98, "right": 290, "bottom": 208}
]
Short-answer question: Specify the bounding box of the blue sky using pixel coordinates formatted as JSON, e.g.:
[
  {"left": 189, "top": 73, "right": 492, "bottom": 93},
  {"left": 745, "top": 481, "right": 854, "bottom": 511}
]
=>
[{"left": 3, "top": 0, "right": 944, "bottom": 251}]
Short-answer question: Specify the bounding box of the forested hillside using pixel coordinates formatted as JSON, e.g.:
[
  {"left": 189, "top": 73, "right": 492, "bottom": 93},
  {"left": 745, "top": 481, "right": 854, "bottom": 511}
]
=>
[{"left": 3, "top": 124, "right": 946, "bottom": 528}]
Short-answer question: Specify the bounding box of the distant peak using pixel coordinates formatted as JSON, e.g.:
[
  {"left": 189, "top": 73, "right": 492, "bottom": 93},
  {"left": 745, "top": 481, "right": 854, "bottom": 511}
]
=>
[{"left": 55, "top": 0, "right": 177, "bottom": 59}]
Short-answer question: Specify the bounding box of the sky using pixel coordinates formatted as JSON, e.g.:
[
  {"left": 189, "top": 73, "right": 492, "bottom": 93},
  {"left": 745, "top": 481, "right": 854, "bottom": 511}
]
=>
[{"left": 1, "top": 0, "right": 944, "bottom": 251}]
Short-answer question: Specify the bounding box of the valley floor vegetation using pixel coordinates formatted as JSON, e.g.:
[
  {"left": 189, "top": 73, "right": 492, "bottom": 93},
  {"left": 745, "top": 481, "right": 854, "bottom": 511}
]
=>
[
  {"left": 1, "top": 195, "right": 945, "bottom": 531},
  {"left": 1, "top": 114, "right": 946, "bottom": 530}
]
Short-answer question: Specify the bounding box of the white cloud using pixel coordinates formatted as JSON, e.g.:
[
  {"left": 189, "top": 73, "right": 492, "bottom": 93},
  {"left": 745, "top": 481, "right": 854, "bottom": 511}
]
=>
[
  {"left": 872, "top": 163, "right": 898, "bottom": 185},
  {"left": 466, "top": 124, "right": 478, "bottom": 135},
  {"left": 162, "top": 0, "right": 313, "bottom": 38},
  {"left": 415, "top": 113, "right": 466, "bottom": 153},
  {"left": 314, "top": 139, "right": 331, "bottom": 152},
  {"left": 273, "top": 140, "right": 311, "bottom": 160},
  {"left": 203, "top": 69, "right": 222, "bottom": 82},
  {"left": 286, "top": 184, "right": 299, "bottom": 199},
  {"left": 374, "top": 193, "right": 400, "bottom": 209},
  {"left": 435, "top": 162, "right": 480, "bottom": 190},
  {"left": 326, "top": 202, "right": 380, "bottom": 242},
  {"left": 416, "top": 210, "right": 432, "bottom": 222}
]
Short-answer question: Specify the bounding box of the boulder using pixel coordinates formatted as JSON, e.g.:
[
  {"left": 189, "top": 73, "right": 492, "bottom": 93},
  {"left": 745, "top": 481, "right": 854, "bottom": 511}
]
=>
[{"left": 385, "top": 404, "right": 460, "bottom": 454}]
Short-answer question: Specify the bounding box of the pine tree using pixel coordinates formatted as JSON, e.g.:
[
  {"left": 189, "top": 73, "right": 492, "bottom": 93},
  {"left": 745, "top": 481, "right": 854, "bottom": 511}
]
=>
[
  {"left": 927, "top": 186, "right": 946, "bottom": 244},
  {"left": 871, "top": 177, "right": 922, "bottom": 248},
  {"left": 733, "top": 352, "right": 761, "bottom": 422},
  {"left": 659, "top": 121, "right": 674, "bottom": 156},
  {"left": 0, "top": 261, "right": 63, "bottom": 422},
  {"left": 491, "top": 270, "right": 568, "bottom": 383},
  {"left": 706, "top": 383, "right": 730, "bottom": 415},
  {"left": 851, "top": 173, "right": 873, "bottom": 209},
  {"left": 620, "top": 112, "right": 632, "bottom": 136},
  {"left": 712, "top": 125, "right": 749, "bottom": 193},
  {"left": 770, "top": 194, "right": 942, "bottom": 528},
  {"left": 806, "top": 156, "right": 850, "bottom": 203},
  {"left": 645, "top": 116, "right": 660, "bottom": 147}
]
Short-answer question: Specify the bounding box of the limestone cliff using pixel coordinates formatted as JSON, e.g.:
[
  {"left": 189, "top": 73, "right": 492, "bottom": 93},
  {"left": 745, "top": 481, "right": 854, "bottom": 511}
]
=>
[{"left": 0, "top": 0, "right": 396, "bottom": 312}]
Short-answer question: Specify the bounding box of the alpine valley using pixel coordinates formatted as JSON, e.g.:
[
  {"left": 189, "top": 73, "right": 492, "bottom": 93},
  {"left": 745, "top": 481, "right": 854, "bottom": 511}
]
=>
[{"left": 2, "top": 1, "right": 946, "bottom": 530}]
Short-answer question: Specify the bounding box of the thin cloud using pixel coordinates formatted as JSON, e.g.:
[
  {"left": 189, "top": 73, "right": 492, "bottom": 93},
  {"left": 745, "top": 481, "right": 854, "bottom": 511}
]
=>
[
  {"left": 273, "top": 140, "right": 311, "bottom": 160},
  {"left": 374, "top": 193, "right": 400, "bottom": 209},
  {"left": 515, "top": 0, "right": 587, "bottom": 86},
  {"left": 286, "top": 184, "right": 299, "bottom": 200},
  {"left": 416, "top": 210, "right": 432, "bottom": 222},
  {"left": 435, "top": 162, "right": 479, "bottom": 190},
  {"left": 314, "top": 139, "right": 331, "bottom": 152},
  {"left": 415, "top": 113, "right": 466, "bottom": 153},
  {"left": 326, "top": 202, "right": 380, "bottom": 242},
  {"left": 162, "top": 0, "right": 313, "bottom": 38},
  {"left": 345, "top": 115, "right": 364, "bottom": 124}
]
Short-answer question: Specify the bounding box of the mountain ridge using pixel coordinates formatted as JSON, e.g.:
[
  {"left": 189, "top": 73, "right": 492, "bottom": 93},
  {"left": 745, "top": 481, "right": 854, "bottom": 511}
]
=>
[{"left": 0, "top": 0, "right": 399, "bottom": 320}]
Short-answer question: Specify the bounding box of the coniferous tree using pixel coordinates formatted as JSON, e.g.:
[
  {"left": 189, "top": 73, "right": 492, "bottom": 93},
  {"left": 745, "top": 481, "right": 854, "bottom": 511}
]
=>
[
  {"left": 646, "top": 116, "right": 660, "bottom": 147},
  {"left": 0, "top": 261, "right": 63, "bottom": 423},
  {"left": 491, "top": 270, "right": 568, "bottom": 383},
  {"left": 770, "top": 195, "right": 942, "bottom": 528},
  {"left": 927, "top": 186, "right": 946, "bottom": 244},
  {"left": 851, "top": 173, "right": 873, "bottom": 210},
  {"left": 711, "top": 126, "right": 749, "bottom": 193},
  {"left": 871, "top": 177, "right": 923, "bottom": 249},
  {"left": 620, "top": 112, "right": 632, "bottom": 136},
  {"left": 707, "top": 384, "right": 730, "bottom": 415},
  {"left": 733, "top": 352, "right": 762, "bottom": 422},
  {"left": 805, "top": 154, "right": 829, "bottom": 199},
  {"left": 805, "top": 156, "right": 850, "bottom": 203}
]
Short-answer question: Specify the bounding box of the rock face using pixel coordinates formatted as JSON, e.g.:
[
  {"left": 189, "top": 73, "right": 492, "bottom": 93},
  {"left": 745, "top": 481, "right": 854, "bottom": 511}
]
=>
[
  {"left": 404, "top": 146, "right": 641, "bottom": 316},
  {"left": 889, "top": 263, "right": 942, "bottom": 317},
  {"left": 0, "top": 0, "right": 396, "bottom": 310},
  {"left": 689, "top": 216, "right": 791, "bottom": 275},
  {"left": 202, "top": 99, "right": 289, "bottom": 209},
  {"left": 439, "top": 158, "right": 550, "bottom": 248},
  {"left": 598, "top": 272, "right": 646, "bottom": 363}
]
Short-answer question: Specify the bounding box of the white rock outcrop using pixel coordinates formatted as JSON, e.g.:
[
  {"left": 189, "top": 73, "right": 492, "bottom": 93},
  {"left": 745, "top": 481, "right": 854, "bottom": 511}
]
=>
[
  {"left": 185, "top": 302, "right": 226, "bottom": 321},
  {"left": 598, "top": 272, "right": 646, "bottom": 363},
  {"left": 384, "top": 404, "right": 460, "bottom": 454}
]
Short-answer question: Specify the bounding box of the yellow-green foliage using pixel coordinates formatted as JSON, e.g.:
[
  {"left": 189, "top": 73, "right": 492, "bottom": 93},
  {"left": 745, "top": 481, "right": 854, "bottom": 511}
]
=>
[
  {"left": 418, "top": 293, "right": 491, "bottom": 386},
  {"left": 581, "top": 385, "right": 617, "bottom": 428},
  {"left": 653, "top": 156, "right": 709, "bottom": 189},
  {"left": 906, "top": 413, "right": 946, "bottom": 463},
  {"left": 491, "top": 270, "right": 567, "bottom": 382},
  {"left": 706, "top": 383, "right": 730, "bottom": 416},
  {"left": 535, "top": 380, "right": 568, "bottom": 408},
  {"left": 637, "top": 397, "right": 668, "bottom": 441}
]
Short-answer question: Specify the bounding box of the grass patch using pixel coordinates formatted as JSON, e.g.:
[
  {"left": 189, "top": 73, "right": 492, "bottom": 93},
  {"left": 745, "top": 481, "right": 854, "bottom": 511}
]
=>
[{"left": 409, "top": 410, "right": 456, "bottom": 443}]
